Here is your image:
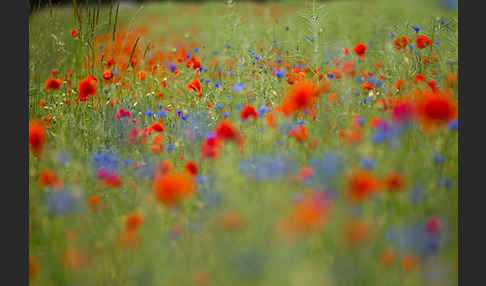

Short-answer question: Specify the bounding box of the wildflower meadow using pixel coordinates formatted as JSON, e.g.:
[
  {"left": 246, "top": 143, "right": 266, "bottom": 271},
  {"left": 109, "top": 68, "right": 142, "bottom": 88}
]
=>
[{"left": 29, "top": 0, "right": 458, "bottom": 285}]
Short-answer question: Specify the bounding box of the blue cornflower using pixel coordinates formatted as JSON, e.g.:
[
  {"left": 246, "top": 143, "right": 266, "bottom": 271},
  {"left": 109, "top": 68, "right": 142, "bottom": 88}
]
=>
[
  {"left": 309, "top": 152, "right": 343, "bottom": 179},
  {"left": 156, "top": 110, "right": 168, "bottom": 118},
  {"left": 254, "top": 55, "right": 261, "bottom": 60},
  {"left": 193, "top": 47, "right": 200, "bottom": 52},
  {"left": 236, "top": 104, "right": 243, "bottom": 110},
  {"left": 225, "top": 94, "right": 232, "bottom": 98},
  {"left": 214, "top": 81, "right": 222, "bottom": 88},
  {"left": 45, "top": 188, "right": 80, "bottom": 216},
  {"left": 216, "top": 103, "right": 224, "bottom": 109},
  {"left": 185, "top": 52, "right": 191, "bottom": 59},
  {"left": 223, "top": 111, "right": 230, "bottom": 118},
  {"left": 145, "top": 110, "right": 154, "bottom": 116},
  {"left": 438, "top": 176, "right": 453, "bottom": 187},
  {"left": 57, "top": 152, "right": 71, "bottom": 165},
  {"left": 165, "top": 144, "right": 175, "bottom": 151},
  {"left": 232, "top": 82, "right": 245, "bottom": 92},
  {"left": 435, "top": 40, "right": 440, "bottom": 45},
  {"left": 205, "top": 79, "right": 211, "bottom": 83},
  {"left": 225, "top": 44, "right": 232, "bottom": 49},
  {"left": 258, "top": 105, "right": 270, "bottom": 116},
  {"left": 212, "top": 50, "right": 219, "bottom": 55},
  {"left": 433, "top": 153, "right": 445, "bottom": 164},
  {"left": 448, "top": 119, "right": 458, "bottom": 130},
  {"left": 296, "top": 120, "right": 305, "bottom": 125},
  {"left": 203, "top": 67, "right": 209, "bottom": 71},
  {"left": 99, "top": 44, "right": 104, "bottom": 50},
  {"left": 412, "top": 25, "right": 423, "bottom": 33},
  {"left": 410, "top": 184, "right": 426, "bottom": 204},
  {"left": 360, "top": 157, "right": 375, "bottom": 169},
  {"left": 276, "top": 57, "right": 283, "bottom": 63},
  {"left": 167, "top": 62, "right": 177, "bottom": 72}
]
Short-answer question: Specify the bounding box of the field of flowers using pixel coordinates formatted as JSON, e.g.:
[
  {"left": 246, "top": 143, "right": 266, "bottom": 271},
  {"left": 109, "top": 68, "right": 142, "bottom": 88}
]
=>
[{"left": 28, "top": 0, "right": 458, "bottom": 285}]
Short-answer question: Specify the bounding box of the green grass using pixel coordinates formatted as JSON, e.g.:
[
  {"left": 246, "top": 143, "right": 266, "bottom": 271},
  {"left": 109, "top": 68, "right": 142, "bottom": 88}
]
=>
[{"left": 29, "top": 1, "right": 458, "bottom": 285}]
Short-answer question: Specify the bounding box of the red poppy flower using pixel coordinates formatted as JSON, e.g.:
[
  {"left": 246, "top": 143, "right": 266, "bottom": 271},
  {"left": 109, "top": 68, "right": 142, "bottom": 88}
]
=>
[
  {"left": 353, "top": 42, "right": 367, "bottom": 58},
  {"left": 240, "top": 105, "right": 258, "bottom": 120},
  {"left": 70, "top": 28, "right": 79, "bottom": 37},
  {"left": 102, "top": 70, "right": 113, "bottom": 81},
  {"left": 394, "top": 36, "right": 412, "bottom": 51},
  {"left": 201, "top": 135, "right": 221, "bottom": 159},
  {"left": 29, "top": 120, "right": 46, "bottom": 156},
  {"left": 416, "top": 34, "right": 432, "bottom": 49},
  {"left": 44, "top": 78, "right": 62, "bottom": 91},
  {"left": 185, "top": 161, "right": 198, "bottom": 176},
  {"left": 78, "top": 75, "right": 97, "bottom": 101},
  {"left": 415, "top": 88, "right": 458, "bottom": 130},
  {"left": 214, "top": 119, "right": 243, "bottom": 144},
  {"left": 413, "top": 72, "right": 426, "bottom": 83}
]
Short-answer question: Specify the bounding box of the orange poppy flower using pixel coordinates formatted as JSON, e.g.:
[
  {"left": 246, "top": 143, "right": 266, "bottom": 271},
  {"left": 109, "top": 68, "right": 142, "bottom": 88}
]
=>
[
  {"left": 346, "top": 169, "right": 381, "bottom": 203},
  {"left": 102, "top": 70, "right": 113, "bottom": 81},
  {"left": 39, "top": 169, "right": 59, "bottom": 187},
  {"left": 279, "top": 192, "right": 332, "bottom": 237},
  {"left": 401, "top": 253, "right": 419, "bottom": 273},
  {"left": 384, "top": 171, "right": 407, "bottom": 192},
  {"left": 118, "top": 230, "right": 142, "bottom": 249},
  {"left": 153, "top": 172, "right": 196, "bottom": 206},
  {"left": 29, "top": 256, "right": 41, "bottom": 278},
  {"left": 289, "top": 125, "right": 308, "bottom": 142},
  {"left": 186, "top": 77, "right": 203, "bottom": 97},
  {"left": 88, "top": 195, "right": 101, "bottom": 212},
  {"left": 61, "top": 247, "right": 88, "bottom": 270},
  {"left": 137, "top": 70, "right": 147, "bottom": 81},
  {"left": 345, "top": 218, "right": 373, "bottom": 246},
  {"left": 125, "top": 212, "right": 144, "bottom": 232},
  {"left": 281, "top": 80, "right": 319, "bottom": 116},
  {"left": 219, "top": 210, "right": 247, "bottom": 231},
  {"left": 380, "top": 248, "right": 396, "bottom": 266},
  {"left": 362, "top": 81, "right": 375, "bottom": 90}
]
